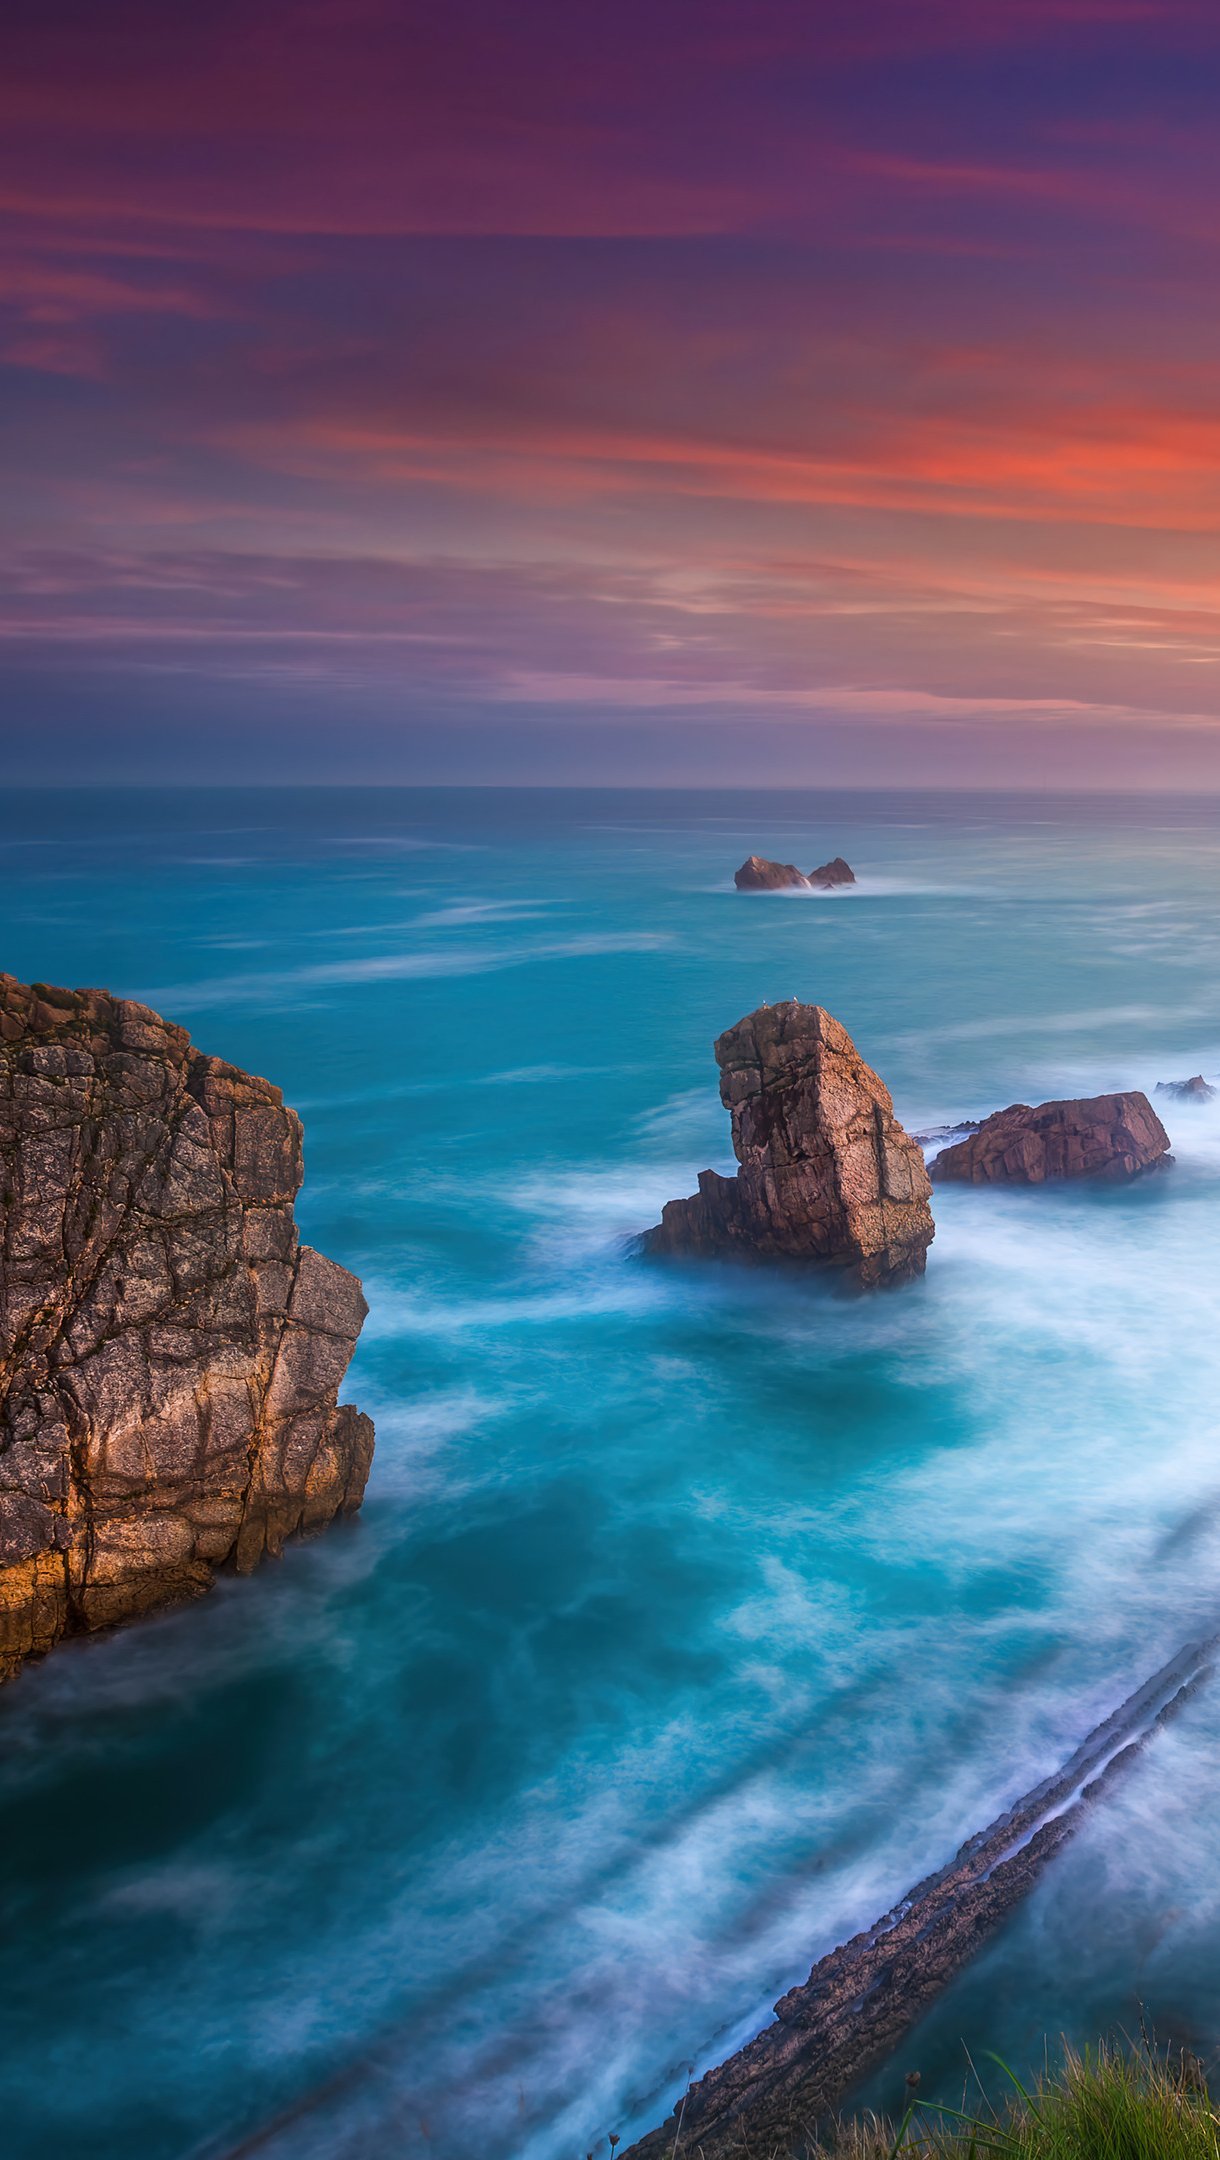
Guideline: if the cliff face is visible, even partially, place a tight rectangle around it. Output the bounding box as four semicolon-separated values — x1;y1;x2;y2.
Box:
931;1091;1171;1184
644;1000;933;1287
0;974;374;1681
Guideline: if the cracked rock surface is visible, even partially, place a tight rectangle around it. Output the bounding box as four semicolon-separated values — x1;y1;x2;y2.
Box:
644;1000;933;1287
0;973;374;1681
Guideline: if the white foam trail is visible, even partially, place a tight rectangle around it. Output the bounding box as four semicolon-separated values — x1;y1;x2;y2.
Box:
141;932;673;1011
706;878;979;899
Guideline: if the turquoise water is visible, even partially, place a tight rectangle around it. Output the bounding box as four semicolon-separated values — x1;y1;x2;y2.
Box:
4;787;1220;2157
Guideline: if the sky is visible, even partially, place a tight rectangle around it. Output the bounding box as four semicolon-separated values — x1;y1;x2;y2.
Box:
7;0;1220;786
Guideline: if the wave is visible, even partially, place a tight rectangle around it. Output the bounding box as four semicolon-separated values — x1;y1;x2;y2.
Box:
899;1001;1188;1046
357;1273;669;1337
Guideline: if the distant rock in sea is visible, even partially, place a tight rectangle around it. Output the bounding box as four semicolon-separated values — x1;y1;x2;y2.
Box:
733;854;856;891
808;855;856;889
1156;1075;1217;1103
931;1091;1171;1185
734;855;809;890
643;999;933;1287
0;974;374;1682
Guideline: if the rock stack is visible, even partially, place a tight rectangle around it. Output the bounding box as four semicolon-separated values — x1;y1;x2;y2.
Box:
644;1000;933;1287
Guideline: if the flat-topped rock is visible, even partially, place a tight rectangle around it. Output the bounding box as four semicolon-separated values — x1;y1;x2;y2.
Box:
932;1091;1171;1185
643;1000;933;1287
0;973;374;1681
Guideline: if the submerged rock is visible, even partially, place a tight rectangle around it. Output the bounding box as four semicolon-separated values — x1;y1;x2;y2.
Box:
931;1091;1171;1185
734;855;808;891
808;855;856;889
1156;1075;1217;1103
643;1000;934;1287
0;973;374;1681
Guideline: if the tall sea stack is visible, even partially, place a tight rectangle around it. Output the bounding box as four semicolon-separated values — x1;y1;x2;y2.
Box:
644;1000;933;1287
0;974;374;1681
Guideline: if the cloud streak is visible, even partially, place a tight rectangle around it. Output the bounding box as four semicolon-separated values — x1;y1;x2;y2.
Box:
7;0;1220;781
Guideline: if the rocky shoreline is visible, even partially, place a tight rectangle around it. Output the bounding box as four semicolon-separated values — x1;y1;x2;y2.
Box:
624;1638;1216;2158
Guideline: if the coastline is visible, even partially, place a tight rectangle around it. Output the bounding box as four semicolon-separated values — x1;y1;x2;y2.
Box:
624;1638;1216;2159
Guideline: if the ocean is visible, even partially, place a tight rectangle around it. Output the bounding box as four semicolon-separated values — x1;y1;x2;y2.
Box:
3;785;1220;2158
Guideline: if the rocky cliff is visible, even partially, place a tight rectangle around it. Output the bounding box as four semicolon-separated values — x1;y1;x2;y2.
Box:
644;1000;933;1287
0;973;374;1681
931;1090;1170;1184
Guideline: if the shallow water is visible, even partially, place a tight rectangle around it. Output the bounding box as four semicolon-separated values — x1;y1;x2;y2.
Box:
3;786;1220;2158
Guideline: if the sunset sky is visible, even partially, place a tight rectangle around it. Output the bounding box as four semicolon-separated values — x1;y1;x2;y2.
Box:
8;0;1220;785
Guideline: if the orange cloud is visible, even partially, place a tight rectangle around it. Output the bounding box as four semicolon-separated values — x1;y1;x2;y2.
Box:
219;385;1220;535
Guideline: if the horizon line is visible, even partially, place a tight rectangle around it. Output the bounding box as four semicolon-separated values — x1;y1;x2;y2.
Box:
7;779;1220;798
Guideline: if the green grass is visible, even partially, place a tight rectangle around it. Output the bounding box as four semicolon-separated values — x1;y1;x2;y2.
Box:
811;2042;1220;2160
693;2041;1220;2160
